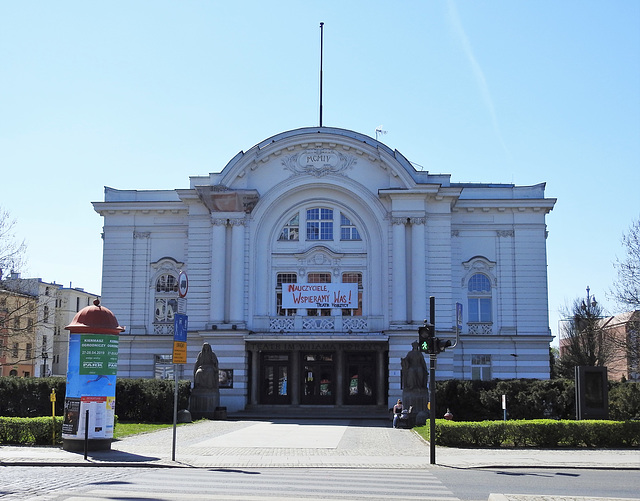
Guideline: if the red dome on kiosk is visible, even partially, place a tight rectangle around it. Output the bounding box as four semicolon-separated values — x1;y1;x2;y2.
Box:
65;299;125;334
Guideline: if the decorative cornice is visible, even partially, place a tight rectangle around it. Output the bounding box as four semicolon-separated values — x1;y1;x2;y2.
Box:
410;217;426;225
133;231;150;239
497;230;514;237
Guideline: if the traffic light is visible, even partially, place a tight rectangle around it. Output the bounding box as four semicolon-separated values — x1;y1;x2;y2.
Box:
435;338;452;354
418;322;435;353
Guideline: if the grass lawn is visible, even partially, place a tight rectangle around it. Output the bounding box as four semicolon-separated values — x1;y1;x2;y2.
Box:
113;422;174;439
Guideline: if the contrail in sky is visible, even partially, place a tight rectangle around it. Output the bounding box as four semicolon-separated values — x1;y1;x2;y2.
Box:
447;0;511;160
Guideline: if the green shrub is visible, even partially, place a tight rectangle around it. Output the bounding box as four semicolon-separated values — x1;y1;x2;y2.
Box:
417;419;640;448
0;416;63;445
435;379;640;421
0;377;191;423
0;377;66;417
113;379;191;422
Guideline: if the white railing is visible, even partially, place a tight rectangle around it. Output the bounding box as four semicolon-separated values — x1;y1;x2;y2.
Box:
468;322;493;335
268;316;368;333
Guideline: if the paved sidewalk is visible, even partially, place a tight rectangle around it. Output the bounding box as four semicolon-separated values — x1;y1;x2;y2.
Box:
1;418;638;470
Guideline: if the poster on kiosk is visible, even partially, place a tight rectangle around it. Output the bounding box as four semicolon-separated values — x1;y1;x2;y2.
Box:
62;299;124;451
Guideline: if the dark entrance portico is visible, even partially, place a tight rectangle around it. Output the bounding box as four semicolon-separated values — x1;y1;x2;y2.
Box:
247;338;388;408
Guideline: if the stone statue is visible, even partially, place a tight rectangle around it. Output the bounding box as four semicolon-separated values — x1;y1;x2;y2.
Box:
401;341;428;390
400;341;429;426
193;342;219;390
189;342;220;419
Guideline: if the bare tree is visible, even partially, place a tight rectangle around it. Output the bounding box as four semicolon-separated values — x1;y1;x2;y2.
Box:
0;207;27;280
610;216;640;311
556;291;618;377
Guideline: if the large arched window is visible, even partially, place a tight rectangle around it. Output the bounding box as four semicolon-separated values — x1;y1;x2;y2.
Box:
468;273;492;323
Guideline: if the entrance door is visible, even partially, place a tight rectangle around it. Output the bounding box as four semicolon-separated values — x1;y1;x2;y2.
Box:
260;353;290;405
345;352;376;405
301;353;335;405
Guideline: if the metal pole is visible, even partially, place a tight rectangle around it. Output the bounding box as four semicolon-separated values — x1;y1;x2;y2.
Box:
84;409;89;460
319;22;324;127
428;296;436;465
172;365;178;461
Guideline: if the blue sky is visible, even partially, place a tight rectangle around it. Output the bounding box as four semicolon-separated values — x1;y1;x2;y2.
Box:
1;1;638;344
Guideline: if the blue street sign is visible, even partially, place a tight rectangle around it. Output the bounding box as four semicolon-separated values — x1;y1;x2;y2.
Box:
174;314;188;343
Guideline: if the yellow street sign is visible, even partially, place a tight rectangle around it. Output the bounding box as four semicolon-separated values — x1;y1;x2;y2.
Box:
173;341;187;364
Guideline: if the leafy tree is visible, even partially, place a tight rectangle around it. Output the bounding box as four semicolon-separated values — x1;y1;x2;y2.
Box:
556;292;618;378
610;216;640;310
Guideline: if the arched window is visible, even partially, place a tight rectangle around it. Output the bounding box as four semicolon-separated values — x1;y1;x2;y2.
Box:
468;273;492;323
278;214;299;241
154;273;178;324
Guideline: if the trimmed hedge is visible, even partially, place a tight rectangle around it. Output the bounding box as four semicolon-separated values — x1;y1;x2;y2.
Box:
0;416;63;445
114;378;191;422
0;377;191;423
416;419;640;448
434;379;640;421
0;377;66;417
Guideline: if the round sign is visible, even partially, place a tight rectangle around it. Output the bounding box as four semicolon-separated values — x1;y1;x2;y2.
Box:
178;271;189;298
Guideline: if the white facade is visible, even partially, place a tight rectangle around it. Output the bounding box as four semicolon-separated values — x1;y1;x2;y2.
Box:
94;127;556;413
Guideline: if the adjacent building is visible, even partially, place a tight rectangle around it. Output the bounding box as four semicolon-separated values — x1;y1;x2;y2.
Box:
599;311;640;381
94;127;556;413
0;288;37;377
1;274;100;377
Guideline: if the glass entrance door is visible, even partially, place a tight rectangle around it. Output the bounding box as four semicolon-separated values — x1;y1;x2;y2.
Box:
261;353;290;404
345;352;376;405
301;353;335;405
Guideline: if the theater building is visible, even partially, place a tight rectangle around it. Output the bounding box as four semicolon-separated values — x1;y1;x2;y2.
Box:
93;127;556;413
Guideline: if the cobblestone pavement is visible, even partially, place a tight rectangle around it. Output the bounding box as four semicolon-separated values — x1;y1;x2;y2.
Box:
1;418;639;470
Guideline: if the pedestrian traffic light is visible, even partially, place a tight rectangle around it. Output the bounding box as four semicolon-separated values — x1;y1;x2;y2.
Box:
418;322;435;353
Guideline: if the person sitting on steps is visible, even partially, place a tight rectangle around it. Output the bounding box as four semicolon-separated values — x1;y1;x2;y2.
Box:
393;399;403;428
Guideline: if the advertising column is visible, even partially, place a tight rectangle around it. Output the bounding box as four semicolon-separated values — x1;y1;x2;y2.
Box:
62;299;124;451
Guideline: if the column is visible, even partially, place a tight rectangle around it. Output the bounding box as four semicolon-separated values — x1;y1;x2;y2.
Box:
291;350;300;406
377;349;386;406
229;218;245;323
391;217;407;322
411;218;427;323
210;219;227;323
250;348;259;405
335;349;344;406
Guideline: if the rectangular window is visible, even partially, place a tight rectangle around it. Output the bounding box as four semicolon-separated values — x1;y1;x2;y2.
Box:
341;272;363;316
471;355;492;380
12;343;19;358
468;298;491;322
26;343;32;360
276;273;297;316
306;208;333;240
154;354;174;379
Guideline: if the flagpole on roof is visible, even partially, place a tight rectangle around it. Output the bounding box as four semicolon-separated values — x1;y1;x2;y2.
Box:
319;22;324;127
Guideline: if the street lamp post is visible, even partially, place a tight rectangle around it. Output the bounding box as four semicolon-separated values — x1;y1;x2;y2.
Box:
41;351;48;377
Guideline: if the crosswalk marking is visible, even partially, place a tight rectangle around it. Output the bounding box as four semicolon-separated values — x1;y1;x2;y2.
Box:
54;468;460;501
